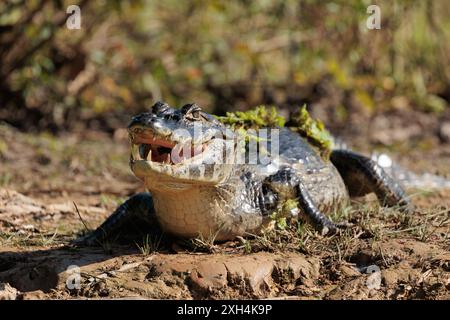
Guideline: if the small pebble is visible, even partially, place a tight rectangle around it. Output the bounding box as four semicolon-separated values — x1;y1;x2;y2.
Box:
439;121;450;143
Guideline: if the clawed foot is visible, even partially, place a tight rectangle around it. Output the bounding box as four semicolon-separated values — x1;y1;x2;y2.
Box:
70;233;99;247
321;220;353;236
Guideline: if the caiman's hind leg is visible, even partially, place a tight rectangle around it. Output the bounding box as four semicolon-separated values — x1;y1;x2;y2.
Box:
265;168;348;236
330;150;413;211
295;182;349;235
73;192;157;246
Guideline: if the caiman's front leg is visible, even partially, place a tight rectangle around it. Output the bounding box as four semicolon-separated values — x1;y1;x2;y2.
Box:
73;192;156;246
330;150;413;211
265;168;346;236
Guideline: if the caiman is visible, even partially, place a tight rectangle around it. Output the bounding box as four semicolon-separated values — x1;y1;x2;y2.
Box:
77;101;423;245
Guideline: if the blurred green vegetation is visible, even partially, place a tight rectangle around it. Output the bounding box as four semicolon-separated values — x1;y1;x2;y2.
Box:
0;0;449;132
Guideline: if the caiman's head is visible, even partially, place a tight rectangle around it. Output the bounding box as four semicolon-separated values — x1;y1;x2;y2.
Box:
128;101;236;191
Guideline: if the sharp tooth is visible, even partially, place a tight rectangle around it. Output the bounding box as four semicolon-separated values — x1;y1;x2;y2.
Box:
146;148;152;161
167;153;171;164
131;144;140;160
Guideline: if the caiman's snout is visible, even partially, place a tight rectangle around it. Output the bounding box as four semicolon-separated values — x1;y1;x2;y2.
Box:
127;102;235;189
128;108;183;165
128;113;172;137
127;106;209;166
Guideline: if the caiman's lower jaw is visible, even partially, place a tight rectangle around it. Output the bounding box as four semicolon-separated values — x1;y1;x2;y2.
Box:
130;130;208;165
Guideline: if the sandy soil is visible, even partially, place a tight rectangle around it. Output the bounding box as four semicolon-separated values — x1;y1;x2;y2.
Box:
0;122;448;300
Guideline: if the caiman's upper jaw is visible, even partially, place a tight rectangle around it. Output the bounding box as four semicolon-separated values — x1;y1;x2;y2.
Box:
129;127;207;165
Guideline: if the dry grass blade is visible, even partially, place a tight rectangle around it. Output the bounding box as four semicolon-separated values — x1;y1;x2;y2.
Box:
73;201;91;232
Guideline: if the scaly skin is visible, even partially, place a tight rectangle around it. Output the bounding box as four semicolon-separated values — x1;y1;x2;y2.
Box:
75;102;412;246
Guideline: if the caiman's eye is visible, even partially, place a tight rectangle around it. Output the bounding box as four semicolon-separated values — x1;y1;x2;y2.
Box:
152;101;170;115
190;109;201;118
182;103;202;120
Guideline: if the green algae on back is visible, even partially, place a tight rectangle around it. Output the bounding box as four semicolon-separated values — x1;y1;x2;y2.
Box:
215;105;285;129
216;105;333;159
290;105;333;159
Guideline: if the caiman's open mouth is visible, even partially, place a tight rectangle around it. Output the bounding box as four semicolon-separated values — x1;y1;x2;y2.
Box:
130;130;207;165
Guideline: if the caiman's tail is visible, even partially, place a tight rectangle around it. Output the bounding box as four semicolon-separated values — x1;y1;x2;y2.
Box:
370;153;450;190
330;137;450;191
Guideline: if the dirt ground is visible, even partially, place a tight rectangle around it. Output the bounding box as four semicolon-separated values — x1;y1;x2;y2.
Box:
0;120;449;300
